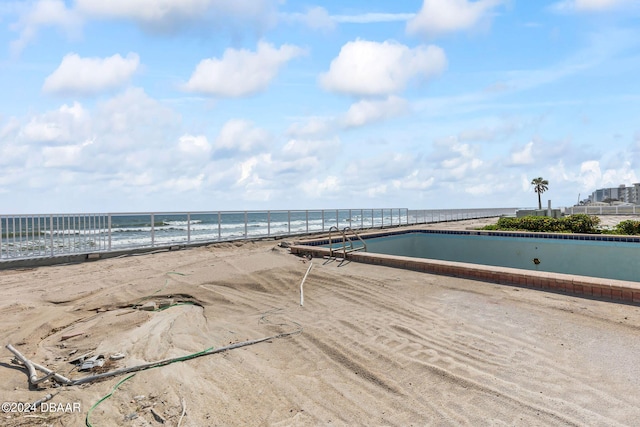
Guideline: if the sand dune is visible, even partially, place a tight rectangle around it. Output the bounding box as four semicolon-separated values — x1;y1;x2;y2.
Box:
1;222;640;426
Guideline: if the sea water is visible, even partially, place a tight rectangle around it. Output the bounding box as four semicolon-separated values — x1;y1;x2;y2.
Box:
0;209;407;259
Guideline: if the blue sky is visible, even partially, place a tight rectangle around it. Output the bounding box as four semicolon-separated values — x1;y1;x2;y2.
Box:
1;0;639;213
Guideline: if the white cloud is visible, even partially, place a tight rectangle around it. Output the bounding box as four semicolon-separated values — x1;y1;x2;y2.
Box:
96;88;178;146
215;119;271;153
163;173;206;192
320;40;446;96
366;184;388;197
287;97;410;138
286;116;334;138
178;134;211;156
552;0;635;12
75;0;212;22
20;102;89;144
392;170;435;191
574;160;637;191
333;13;416;24
183;41;304;97
509;141;534;165
407;0;505;38
75;0;277;31
342;96;410;128
436;140;484;180
42;139;94;168
282;6;335;31
10;0;82;55
11;0;278;53
43;53;140;96
299;176;341;197
281;137;340;160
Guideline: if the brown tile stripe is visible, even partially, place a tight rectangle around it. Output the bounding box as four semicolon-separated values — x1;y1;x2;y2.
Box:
290;245;640;306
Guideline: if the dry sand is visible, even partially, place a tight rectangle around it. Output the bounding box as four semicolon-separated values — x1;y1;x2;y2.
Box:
1;217;640;426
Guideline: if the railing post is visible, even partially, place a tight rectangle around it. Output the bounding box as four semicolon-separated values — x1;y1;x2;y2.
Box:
50;215;54;257
108;214;112;251
150;213;155;247
187;213;191;244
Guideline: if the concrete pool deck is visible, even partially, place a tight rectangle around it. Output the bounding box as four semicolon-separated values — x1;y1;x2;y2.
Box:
290;216;640;306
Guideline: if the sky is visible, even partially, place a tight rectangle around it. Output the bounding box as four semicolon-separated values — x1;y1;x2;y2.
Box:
1;0;639;214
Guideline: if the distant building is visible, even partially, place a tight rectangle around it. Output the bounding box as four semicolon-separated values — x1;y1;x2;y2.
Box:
585;183;640;205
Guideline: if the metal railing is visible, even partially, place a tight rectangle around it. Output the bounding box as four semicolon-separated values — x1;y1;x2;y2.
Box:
566;205;640;215
1;207;517;262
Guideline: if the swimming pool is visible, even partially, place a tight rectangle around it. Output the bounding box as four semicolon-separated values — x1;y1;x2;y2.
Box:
291;228;640;305
347;230;640;282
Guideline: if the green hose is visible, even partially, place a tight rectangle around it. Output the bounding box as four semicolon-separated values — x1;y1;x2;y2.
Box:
85;374;136;427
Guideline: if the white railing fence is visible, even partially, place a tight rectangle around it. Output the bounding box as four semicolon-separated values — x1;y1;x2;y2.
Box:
566;205;640;215
1;207;517;262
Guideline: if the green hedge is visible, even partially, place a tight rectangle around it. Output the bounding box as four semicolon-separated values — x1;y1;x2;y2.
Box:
613;220;640;235
484;214;600;234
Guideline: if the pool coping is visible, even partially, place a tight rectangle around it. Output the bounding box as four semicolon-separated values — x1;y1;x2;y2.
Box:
290;228;640;306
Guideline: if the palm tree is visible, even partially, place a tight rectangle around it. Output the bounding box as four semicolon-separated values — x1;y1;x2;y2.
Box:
531;177;549;210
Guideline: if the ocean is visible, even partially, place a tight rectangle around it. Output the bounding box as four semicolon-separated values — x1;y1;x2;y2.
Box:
0;208;517;261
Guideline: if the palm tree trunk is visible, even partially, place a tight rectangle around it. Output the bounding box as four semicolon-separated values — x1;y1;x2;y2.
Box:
538;192;542;210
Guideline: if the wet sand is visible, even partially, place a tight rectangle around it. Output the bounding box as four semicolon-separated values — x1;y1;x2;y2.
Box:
1;217;640;426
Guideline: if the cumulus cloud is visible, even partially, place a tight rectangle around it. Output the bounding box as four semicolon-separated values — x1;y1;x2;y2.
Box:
299;176;341;198
287;97;410;138
333;13;416;24
509;141;535;165
10;0;82;55
407;0;505;38
43;53;140;96
320;40;446;96
574;159;638;191
11;0;279;53
183;41;305;97
96;88;178;144
42;139;94;168
286;117;334;138
178;134;211;156
281;6;335;31
342;96;410;128
20;102;90;144
75;0;278;32
431;139;483;181
214;119;271;153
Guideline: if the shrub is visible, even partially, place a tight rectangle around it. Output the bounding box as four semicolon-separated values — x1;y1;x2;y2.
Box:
614;220;640;235
485;214;600;234
559;214;600;234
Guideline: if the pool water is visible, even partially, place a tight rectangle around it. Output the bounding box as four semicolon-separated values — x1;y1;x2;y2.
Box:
326;231;640;283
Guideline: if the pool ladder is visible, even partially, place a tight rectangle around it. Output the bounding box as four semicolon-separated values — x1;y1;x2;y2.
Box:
328;226;367;260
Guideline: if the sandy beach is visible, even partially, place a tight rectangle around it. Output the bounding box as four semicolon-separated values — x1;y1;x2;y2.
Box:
2;217;640;426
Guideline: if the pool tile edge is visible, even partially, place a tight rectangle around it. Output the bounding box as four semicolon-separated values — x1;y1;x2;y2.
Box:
290;244;640;306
